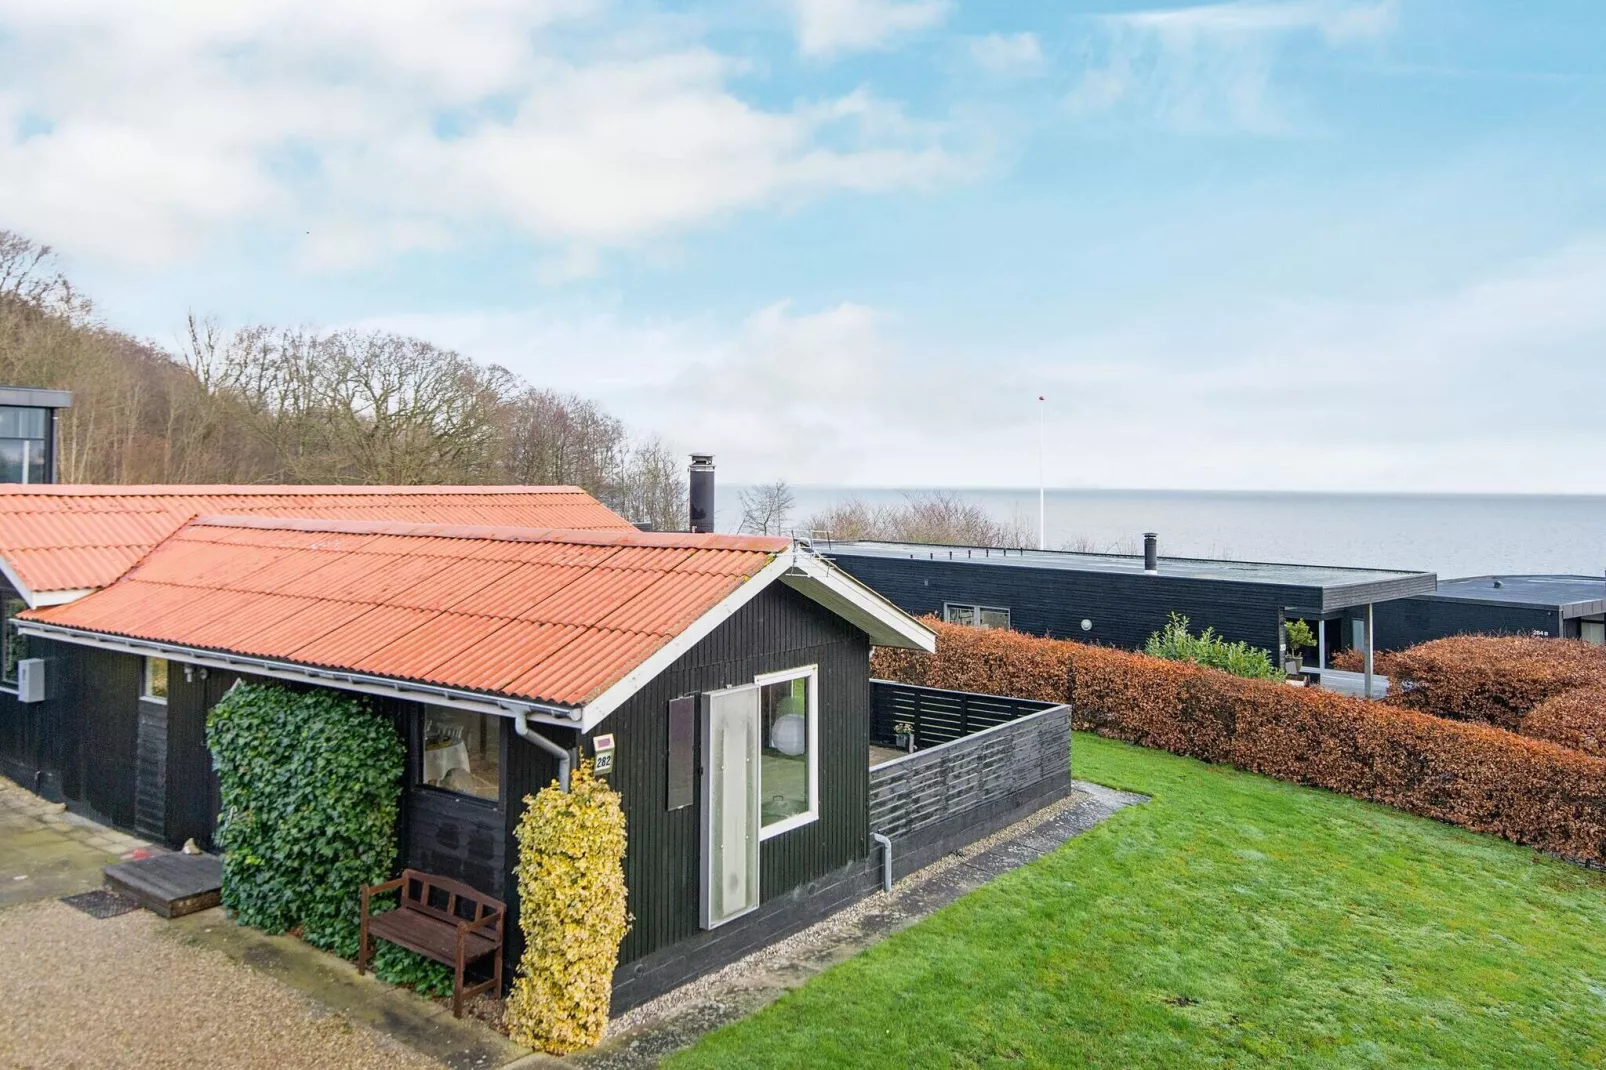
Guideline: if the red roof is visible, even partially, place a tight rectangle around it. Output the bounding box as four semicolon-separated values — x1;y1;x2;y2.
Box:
26;516;790;708
0;484;634;597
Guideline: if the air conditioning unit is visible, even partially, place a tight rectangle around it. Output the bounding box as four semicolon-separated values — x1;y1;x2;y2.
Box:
16;658;45;703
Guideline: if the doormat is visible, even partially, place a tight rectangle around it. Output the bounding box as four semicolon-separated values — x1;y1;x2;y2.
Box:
60;889;141;919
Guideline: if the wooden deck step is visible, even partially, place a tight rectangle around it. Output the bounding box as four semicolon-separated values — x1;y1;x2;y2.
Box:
104;852;223;918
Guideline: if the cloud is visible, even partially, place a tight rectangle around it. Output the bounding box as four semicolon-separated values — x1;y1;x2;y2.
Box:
969;33;1046;76
0;0;968;268
360;236;1606;494
1066;0;1396;133
790;0;950;57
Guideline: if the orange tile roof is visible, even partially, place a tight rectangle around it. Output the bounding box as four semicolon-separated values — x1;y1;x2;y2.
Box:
26;516;790;709
0;484;635;597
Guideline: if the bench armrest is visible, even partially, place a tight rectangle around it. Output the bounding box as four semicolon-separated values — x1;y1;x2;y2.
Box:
459;907;504;936
360;877;406;916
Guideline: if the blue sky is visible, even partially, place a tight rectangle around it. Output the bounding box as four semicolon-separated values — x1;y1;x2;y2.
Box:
2;0;1603;491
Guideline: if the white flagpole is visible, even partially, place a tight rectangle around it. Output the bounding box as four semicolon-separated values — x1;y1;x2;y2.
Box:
1037;395;1045;550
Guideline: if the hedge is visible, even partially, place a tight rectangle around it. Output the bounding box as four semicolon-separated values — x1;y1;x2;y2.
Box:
506;760;631;1054
1523;687;1606;758
1378;636;1606;730
873;621;1606;864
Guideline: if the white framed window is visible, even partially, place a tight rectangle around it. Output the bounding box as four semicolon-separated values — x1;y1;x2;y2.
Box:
142;657;169;703
943;603;1011;630
755;665;819;840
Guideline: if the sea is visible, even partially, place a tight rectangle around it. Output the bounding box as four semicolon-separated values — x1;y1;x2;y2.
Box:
718;487;1606;581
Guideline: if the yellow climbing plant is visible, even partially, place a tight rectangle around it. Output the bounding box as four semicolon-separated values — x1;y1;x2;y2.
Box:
505;760;631;1054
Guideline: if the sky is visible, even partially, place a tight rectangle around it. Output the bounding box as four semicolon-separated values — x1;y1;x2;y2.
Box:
2;0;1603;492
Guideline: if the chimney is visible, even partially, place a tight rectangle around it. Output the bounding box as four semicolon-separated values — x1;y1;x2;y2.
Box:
1143;532;1158;574
688;454;715;533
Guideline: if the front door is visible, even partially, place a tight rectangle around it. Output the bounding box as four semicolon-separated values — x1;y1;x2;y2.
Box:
700;684;761;929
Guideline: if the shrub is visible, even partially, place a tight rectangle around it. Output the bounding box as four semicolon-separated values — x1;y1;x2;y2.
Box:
207;682;404;957
1523;687;1606;757
1284;619;1316;657
505;761;631;1054
1382;635;1606;730
874;621;1606;864
1144;613;1280;680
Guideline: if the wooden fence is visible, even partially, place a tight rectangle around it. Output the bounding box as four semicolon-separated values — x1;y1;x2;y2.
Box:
868;694;1073;880
871;679;1056;749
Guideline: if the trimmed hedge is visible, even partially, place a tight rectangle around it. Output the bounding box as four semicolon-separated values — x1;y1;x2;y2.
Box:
873;621;1606;864
1379;636;1606;730
506;760;631;1054
1523;687;1606;758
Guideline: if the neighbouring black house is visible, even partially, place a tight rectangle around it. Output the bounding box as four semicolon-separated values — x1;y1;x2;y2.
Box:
1373;574;1606;649
823;533;1437;679
11;509;1074;1009
0;386;71;485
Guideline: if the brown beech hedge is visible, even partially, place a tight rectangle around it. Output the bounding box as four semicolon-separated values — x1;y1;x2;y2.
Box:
873;621;1606;864
1523;687;1606;758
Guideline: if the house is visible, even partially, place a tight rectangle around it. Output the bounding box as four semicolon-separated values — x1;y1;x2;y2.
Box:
822;532;1437;676
1373;574;1606;649
13;511;1072;1008
0;483;637;798
0;386;71;485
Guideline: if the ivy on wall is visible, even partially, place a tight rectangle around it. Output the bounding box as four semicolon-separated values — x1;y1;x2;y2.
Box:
206;681;450;994
505;761;631;1054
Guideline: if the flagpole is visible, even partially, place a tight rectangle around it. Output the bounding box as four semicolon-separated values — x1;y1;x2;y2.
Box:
1037;395;1045;550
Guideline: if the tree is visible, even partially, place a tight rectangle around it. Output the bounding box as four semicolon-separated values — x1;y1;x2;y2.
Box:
806;492;1030;548
739;480;795;535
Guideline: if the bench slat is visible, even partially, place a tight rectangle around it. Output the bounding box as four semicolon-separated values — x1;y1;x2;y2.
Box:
369;911;499;963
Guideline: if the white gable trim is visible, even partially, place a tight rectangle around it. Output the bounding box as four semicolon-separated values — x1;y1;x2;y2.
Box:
577;548;935;731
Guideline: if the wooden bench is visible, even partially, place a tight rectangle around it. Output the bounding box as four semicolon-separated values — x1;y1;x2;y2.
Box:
358;869;505;1018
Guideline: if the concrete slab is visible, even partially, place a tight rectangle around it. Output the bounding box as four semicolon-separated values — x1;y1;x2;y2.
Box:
0;778;139;909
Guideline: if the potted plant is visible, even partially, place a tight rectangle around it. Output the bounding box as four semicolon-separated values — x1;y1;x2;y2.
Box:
893;721;916;753
1284;619;1315;677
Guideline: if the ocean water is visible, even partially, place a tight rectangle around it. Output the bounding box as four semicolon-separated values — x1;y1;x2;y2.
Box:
718;487;1606;580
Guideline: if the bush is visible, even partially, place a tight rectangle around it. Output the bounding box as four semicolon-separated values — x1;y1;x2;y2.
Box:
1144;613;1280;680
505;761;631;1054
1381;635;1606;730
207;682;404;958
1523;687;1606;757
873;621;1606;864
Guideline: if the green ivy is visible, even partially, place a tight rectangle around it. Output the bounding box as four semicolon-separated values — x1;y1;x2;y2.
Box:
372;938;457;999
207;682;404;958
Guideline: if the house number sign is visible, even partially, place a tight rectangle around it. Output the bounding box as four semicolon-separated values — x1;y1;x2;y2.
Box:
593;733;616;774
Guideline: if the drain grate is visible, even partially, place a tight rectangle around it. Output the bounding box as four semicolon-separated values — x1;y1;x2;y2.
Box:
60;889;141;919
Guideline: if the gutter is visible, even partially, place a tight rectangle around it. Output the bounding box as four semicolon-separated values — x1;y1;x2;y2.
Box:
15;620;581;728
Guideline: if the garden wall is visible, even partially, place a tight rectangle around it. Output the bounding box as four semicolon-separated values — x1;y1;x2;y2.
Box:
873;622;1606;865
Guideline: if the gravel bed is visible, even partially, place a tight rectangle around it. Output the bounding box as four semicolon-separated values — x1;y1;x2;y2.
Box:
0;900;446;1070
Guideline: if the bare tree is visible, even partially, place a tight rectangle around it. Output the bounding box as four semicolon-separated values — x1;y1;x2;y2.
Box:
807;492;1030;548
606;439;686;531
739;480;795;535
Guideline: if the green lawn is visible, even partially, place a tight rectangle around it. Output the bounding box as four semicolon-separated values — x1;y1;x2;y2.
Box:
668;734;1606;1069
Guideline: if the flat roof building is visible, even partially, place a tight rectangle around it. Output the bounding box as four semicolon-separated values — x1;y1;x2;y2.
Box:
0;386;72;485
1374;574;1606;648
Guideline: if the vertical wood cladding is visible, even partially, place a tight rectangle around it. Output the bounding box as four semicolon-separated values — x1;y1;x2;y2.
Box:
69;647;142;829
134;699;168;840
163;665;242;851
572;582;872;967
830;553;1295;656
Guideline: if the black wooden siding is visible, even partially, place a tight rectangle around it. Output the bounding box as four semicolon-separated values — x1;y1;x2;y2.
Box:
870;680;1055;749
573;581;872;968
831;553;1302;655
1372;597;1561;650
134;699;168;840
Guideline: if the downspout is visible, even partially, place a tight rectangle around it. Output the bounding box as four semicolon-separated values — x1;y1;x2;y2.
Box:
871;832;894;894
514;709;572;793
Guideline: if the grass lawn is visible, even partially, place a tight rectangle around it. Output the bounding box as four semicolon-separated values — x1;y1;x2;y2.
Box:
668;734;1606;1069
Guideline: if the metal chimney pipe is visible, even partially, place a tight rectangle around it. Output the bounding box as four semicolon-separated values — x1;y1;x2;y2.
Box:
688;454;715;533
1143;532;1158;574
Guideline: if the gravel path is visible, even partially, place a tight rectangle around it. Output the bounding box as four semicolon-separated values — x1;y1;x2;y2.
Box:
0;900;446;1070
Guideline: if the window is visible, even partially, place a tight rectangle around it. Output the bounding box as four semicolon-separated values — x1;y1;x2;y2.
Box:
757;667;818;838
944;603;1011;630
421;709;501;802
1582;619;1605;646
142;657;168;702
2;595;27;685
0;406;47;485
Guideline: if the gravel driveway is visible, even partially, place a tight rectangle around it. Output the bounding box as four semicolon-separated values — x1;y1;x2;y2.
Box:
0;899;447;1070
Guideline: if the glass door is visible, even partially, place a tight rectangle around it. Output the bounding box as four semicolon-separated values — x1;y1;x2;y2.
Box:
700;684;761;928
